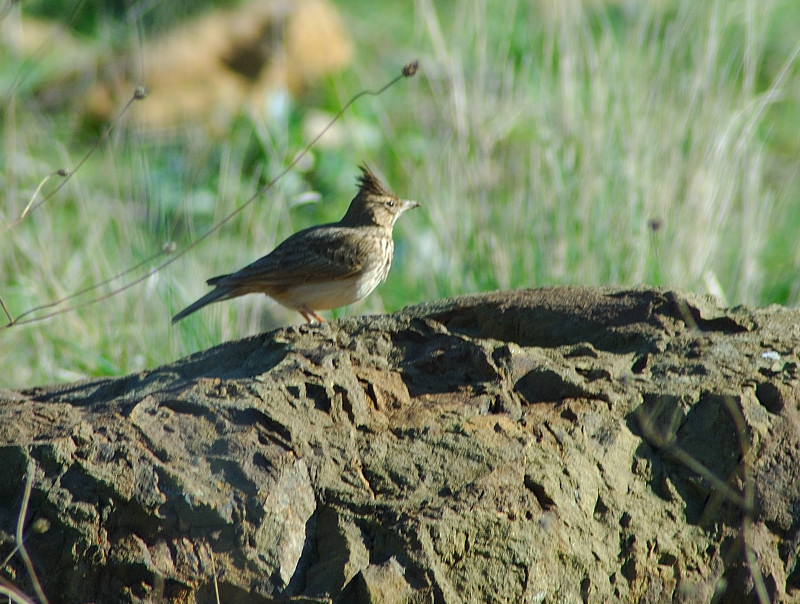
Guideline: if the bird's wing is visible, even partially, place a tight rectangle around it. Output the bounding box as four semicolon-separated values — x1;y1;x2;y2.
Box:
220;226;379;290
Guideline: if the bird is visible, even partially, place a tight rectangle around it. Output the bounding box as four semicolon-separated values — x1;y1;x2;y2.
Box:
172;165;419;325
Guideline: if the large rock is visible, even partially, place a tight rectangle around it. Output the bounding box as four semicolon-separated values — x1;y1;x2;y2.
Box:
1;288;799;602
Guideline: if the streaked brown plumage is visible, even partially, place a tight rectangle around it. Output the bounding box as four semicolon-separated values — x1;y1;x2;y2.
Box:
172;165;419;324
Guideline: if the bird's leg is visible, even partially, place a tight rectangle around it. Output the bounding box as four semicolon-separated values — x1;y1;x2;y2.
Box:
299;308;325;323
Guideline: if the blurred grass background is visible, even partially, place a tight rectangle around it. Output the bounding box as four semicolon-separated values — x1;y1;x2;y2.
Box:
1;0;799;387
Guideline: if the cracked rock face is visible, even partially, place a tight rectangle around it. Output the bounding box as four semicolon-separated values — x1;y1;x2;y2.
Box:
2;287;800;602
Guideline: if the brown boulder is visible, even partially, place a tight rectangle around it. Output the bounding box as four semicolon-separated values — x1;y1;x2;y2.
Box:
1;288;799;602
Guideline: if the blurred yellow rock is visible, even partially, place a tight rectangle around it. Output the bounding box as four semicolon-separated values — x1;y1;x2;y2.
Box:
94;0;353;132
5;0;353;132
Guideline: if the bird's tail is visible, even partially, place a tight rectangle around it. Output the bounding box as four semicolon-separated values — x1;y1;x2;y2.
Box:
171;286;234;324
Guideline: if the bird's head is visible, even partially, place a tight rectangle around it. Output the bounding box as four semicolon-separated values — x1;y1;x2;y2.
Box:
341;165;419;229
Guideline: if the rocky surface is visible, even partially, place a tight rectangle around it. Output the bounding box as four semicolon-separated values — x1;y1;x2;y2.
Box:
1;287;800;603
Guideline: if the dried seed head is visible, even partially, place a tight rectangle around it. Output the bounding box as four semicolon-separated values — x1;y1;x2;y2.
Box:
402;61;419;78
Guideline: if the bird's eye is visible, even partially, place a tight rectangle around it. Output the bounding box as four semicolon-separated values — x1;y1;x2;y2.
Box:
385;200;395;208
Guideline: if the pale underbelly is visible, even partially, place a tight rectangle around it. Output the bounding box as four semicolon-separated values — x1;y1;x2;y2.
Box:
269;268;386;311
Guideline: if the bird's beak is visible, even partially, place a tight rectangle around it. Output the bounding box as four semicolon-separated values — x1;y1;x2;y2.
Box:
403;199;420;211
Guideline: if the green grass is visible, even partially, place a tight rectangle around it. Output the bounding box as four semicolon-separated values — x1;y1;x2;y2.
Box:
1;0;799;388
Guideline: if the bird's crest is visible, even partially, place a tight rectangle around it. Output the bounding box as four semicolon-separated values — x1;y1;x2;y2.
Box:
356;165;395;199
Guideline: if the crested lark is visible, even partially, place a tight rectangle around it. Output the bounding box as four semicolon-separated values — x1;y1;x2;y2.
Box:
172;165;419;324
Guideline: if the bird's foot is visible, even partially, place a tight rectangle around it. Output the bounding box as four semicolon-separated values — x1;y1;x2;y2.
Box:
300;308;326;324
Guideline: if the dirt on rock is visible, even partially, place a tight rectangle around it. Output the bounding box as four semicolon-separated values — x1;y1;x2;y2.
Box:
1;287;800;603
